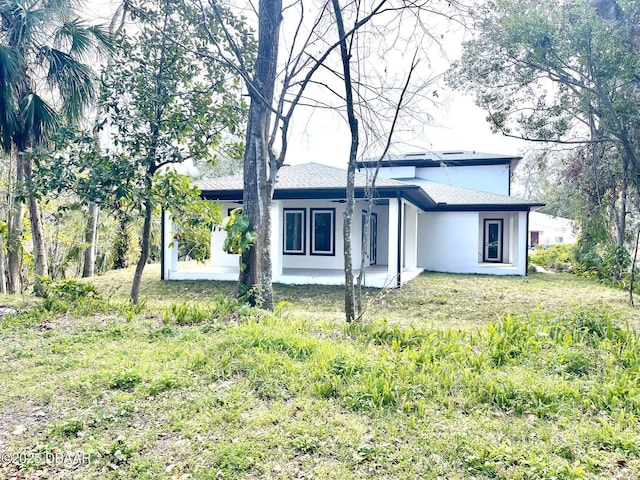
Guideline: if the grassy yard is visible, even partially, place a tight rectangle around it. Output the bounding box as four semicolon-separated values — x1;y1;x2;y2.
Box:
1;267;639;479
89;263;637;328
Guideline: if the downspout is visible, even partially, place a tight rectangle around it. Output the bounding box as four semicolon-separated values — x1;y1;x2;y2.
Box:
525;210;530;276
160;208;166;280
397;191;403;288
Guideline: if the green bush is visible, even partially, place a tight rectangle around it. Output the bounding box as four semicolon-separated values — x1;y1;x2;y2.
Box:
529;244;574;272
40;278;101;302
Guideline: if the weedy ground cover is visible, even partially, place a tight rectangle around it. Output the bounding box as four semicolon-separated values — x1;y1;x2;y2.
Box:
0;269;638;478
88;264;636;328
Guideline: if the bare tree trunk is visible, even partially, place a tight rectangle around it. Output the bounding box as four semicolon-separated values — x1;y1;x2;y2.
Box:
0;232;6;294
609;156;629;281
238;0;282;310
332;0;359;322
0;155;11;293
28;196;47;277
24;155;48;295
629;226;640;306
355;54;417;318
20;153;48;287
131;194;153;304
82;201;99;277
7;152;25;294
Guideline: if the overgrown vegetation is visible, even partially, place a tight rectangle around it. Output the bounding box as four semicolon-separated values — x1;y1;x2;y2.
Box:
530;243;640;293
530;244;574;272
1;274;639;478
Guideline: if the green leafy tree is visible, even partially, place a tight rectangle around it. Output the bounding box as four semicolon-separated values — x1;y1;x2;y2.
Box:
449;0;640;283
449;0;640;157
221;208;257;269
0;0;109;293
101;0;248;303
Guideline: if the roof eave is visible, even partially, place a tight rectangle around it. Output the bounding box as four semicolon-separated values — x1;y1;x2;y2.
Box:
199;185;426;203
357;156;522;169
424;202;544;212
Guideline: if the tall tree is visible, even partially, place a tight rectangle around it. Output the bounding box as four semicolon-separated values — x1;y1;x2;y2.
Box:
236;0;281;307
196;0;448;309
83;1;130;278
102;0;248;303
0;0;108;292
326;0;450;320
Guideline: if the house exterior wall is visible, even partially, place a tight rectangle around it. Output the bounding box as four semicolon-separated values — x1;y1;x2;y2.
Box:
418;210;527;275
529;212;578;246
403;202;418;270
279;199;348;270
418;211;479;272
200;200;396;273
372;165;416;179
415;164;510;195
373;205;389;265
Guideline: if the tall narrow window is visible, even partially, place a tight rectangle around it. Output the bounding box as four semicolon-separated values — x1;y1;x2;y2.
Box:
310;208;335;256
483;219;503;262
361;211;378;264
283;209;305;255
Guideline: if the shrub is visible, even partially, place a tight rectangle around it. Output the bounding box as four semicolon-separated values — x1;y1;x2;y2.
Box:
40;278;101;302
529;244;574;272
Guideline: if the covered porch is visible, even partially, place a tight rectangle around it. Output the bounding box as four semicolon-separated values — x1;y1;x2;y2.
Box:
162;197;424;289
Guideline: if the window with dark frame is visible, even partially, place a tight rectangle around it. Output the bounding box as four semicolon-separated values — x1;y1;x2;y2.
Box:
310;208;335;256
483;218;503;263
283;209;305;255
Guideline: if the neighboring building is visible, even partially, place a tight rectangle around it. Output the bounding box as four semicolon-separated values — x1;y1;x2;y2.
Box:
529;212;578;247
161;151;544;288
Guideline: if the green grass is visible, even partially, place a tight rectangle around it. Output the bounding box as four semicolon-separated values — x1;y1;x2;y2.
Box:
89;263;636;328
1;267;639;478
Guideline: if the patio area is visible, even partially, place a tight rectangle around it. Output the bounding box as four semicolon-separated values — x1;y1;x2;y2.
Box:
167;263;423;288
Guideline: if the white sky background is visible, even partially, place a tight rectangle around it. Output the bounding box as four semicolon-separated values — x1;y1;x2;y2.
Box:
278;2;528;166
84;1;528;168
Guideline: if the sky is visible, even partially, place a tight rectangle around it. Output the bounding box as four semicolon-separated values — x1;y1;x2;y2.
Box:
285;93;528;166
85;1;529;168
266;1;529;167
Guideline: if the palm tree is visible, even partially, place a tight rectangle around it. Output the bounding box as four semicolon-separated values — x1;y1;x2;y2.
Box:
0;0;108;293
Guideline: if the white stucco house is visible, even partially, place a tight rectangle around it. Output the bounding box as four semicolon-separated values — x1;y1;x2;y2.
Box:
528;212;578;247
161;151;544;288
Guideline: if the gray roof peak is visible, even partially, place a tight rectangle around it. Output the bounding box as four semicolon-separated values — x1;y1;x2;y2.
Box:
196;161;406;192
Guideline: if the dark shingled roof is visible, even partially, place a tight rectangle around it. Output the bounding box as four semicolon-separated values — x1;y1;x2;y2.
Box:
197;162;543;211
403;178;543;208
197;162;406;191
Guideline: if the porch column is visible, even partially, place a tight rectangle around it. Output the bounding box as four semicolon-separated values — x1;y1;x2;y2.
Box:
162;211;179;280
517;211;528;274
209;225;216;267
404;203;418;271
388;197;401;286
271;200;283;279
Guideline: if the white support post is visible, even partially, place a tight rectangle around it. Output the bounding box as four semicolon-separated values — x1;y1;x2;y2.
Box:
517;211;528;274
387;197;400;286
162;211;179;279
404;203;418;271
271;201;283;279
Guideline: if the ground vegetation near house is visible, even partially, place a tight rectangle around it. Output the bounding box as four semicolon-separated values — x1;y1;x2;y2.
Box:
1;268;639;478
